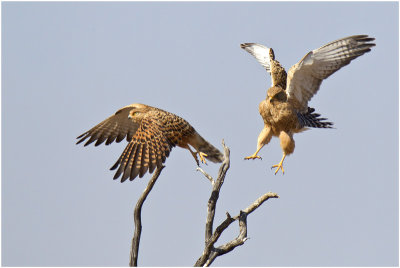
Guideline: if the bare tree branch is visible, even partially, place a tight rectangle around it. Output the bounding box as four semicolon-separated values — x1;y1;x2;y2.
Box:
129;166;165;267
238;192;279;216
205;140;230;240
126;140;278;267
196;167;214;186
195;141;279;266
195;140;230;267
204;211;248;267
203;193;279;266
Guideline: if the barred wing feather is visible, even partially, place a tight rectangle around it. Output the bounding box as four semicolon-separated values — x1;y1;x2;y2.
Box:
286;35;375;111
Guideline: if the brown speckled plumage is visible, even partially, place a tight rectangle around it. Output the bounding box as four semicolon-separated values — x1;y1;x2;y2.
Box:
259;87;301;135
241;35;375;174
77;103;223;182
269;49;287;90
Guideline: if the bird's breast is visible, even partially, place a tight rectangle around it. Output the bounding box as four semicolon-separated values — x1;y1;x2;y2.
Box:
259;100;299;135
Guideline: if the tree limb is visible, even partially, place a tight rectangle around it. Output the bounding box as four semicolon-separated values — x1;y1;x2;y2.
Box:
129;165;165;267
194;141;279;266
197;167;214;186
204;211;248;267
203;193;279;266
206;140;230;240
126;140;278;267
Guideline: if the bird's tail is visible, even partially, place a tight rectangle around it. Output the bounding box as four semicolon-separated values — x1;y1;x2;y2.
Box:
297;107;334;129
191;133;224;163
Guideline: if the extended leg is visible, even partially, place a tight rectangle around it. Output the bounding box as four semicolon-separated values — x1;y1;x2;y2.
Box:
187;145;200;166
244;126;272;160
271;154;286;175
244;148;263;160
186;145;208;166
272;131;294;175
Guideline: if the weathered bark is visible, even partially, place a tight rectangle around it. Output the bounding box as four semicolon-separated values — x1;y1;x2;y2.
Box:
195;141;279;266
127;140;278;267
129;166;165;267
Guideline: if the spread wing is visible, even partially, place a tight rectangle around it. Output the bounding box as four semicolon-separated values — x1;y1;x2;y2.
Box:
241;43;287;89
110;116;173;182
240;43;272;73
76;105;139;146
286;35;375;111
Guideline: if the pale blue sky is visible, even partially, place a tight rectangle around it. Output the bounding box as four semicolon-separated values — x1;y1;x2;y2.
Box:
2;1;398;266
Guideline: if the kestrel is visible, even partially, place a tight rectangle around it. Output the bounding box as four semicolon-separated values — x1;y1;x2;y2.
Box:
76;103;224;182
241;35;375;174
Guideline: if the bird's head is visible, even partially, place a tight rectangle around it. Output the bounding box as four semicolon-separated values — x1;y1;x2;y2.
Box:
127;103;151;122
267;86;287;103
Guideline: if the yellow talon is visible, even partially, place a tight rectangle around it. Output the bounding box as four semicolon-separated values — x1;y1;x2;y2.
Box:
199;152;208;165
271;162;285;175
271;154;286;175
244;154;262;160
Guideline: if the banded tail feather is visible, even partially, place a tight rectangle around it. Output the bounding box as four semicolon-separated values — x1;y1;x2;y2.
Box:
192;133;224;163
298;107;333;129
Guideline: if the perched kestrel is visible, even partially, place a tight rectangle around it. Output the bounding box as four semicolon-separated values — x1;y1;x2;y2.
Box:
77;103;224;182
241;35;375;174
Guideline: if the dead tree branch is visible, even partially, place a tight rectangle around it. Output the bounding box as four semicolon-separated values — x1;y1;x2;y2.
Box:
196;167;214;186
126;140;277;266
129;166;165;267
195;141;279;267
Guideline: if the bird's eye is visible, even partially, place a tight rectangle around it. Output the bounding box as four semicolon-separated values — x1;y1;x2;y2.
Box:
129;111;140;118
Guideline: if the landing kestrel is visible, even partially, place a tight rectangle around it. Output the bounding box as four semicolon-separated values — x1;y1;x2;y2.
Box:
77;103;224;182
241;35;375;174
